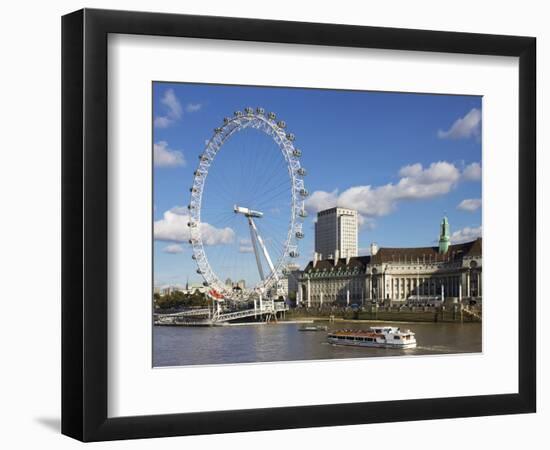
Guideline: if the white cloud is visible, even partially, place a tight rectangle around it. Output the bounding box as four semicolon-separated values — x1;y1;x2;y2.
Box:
154;89;183;128
438;108;481;139
457;198;482;212
163;244;185;254
169;206;188;215
160;89;182;118
238;238;254;252
451;225;482;243
305;161;461;218
154;208;235;245
462;162;482;181
154;116;173;128
154;141;185;168
304;190;338;213
186;103;202;113
357;213;376;230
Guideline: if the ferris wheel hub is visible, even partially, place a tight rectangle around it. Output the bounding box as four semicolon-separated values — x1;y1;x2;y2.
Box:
233;205;264;218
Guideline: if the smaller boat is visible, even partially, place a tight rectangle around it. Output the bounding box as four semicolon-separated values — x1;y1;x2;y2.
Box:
299;325;328;332
328;326;416;349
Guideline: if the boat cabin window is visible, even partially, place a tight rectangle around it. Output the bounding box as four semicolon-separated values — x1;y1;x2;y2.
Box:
394;336;401;340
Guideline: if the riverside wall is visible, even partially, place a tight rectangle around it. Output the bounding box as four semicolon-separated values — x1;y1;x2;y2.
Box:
285;304;481;323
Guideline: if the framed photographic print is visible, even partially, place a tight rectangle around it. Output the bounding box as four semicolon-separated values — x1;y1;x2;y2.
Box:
62;8;536;442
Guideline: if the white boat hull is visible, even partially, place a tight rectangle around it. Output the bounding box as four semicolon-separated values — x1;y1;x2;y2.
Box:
328;337;417;349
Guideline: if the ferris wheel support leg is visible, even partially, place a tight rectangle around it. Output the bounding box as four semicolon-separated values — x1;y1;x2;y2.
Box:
248;217;279;284
248;217;265;281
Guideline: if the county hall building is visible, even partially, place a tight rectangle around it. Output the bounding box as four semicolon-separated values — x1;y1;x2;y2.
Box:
298;211;482;306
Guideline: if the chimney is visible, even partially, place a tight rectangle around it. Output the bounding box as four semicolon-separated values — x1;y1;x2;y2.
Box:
346;250;351;266
370;242;379;256
334;249;339;266
313;252;319;268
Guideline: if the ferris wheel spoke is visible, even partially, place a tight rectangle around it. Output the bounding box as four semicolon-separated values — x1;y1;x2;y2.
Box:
253;186;292;211
248;146;281;194
248;158;286;202
252;186;291;212
255;154;288;193
252;177;291;201
248;175;290;207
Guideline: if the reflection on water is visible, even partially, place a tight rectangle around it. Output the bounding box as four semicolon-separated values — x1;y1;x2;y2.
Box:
153;321;481;367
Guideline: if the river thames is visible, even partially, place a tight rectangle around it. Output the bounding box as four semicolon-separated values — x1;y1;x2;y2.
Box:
153;321;481;367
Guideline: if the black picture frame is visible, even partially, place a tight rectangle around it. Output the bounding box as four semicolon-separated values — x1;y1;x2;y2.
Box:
62;8;536;442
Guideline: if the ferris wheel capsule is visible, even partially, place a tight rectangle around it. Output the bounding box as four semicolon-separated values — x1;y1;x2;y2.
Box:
245;107;254;114
196;269;203;274
256;107;265;115
234;110;243;117
289;251;299;258
187;221;197;228
298;209;308;218
277;120;286;129
223;117;230;123
214;127;222;133
297;168;306;176
191;254;197;260
286;133;295;141
299;188;309;197
268;112;276;120
295;231;304;239
292;149;302;157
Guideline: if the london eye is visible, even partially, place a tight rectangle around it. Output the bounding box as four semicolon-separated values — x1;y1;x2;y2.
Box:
187;107;307;302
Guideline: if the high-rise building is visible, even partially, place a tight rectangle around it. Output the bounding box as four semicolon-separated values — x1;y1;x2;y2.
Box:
314;207;358;260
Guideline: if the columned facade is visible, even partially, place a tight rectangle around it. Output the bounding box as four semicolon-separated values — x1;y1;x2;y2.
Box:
299;238;482;307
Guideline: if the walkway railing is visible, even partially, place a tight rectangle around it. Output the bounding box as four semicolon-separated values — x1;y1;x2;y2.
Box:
214;302;287;322
154;308;211;318
155;302;288;324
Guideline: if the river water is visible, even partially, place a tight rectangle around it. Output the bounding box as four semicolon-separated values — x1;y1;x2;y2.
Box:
153;321;481;367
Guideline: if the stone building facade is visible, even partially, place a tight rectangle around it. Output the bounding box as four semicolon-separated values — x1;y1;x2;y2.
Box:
299;217;482;307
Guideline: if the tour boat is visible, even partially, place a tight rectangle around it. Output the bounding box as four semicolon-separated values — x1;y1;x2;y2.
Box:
327;326;417;349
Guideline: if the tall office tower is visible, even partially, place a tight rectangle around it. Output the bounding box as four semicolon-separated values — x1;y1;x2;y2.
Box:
314;207;358;260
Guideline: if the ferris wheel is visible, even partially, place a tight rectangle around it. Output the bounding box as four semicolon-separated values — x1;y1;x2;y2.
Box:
187;107;307;301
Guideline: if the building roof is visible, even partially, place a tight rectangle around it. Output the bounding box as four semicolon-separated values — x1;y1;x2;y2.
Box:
304;255;371;273
371;238;481;264
303;238;481;272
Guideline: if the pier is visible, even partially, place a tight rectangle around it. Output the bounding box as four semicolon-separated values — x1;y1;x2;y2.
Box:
154;300;288;326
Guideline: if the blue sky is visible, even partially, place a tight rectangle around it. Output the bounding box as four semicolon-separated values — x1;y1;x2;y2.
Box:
153;82;482;287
